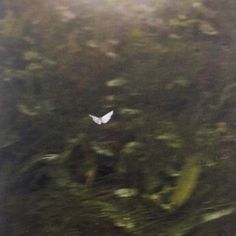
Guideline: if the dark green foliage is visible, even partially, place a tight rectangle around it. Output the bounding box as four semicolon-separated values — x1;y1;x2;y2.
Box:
0;0;236;235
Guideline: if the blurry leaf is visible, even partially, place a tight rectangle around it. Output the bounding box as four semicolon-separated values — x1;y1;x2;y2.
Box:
202;207;235;223
41;154;60;161
42;59;57;67
114;188;138;198
24;51;42;61
106;77;127;87
86;40;98;48
121;142;143;156
120;108;141;116
106;39;119;45
91;143;113;157
156;133;183;149
168;34;182;39
26;63;43;71
56;6;76;21
105;51;118;59
170;18;198;27
178;14;188;20
17;104;39;116
18;101;54;116
143;193;161;202
169;156;201;210
100;205;136;232
114;217;135;230
215;122;228;134
199;22;219;35
166;167;181;177
105;95;116;101
2;68;29;81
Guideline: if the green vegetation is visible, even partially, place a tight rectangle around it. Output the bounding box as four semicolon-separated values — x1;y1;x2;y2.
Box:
0;0;236;235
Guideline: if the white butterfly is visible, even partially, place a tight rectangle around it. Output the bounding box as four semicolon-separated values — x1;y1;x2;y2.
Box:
89;110;114;125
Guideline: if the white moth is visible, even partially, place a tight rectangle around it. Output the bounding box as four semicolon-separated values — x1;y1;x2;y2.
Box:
89;110;114;125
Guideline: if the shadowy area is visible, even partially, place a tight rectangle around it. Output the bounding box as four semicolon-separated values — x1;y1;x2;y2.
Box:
0;0;236;235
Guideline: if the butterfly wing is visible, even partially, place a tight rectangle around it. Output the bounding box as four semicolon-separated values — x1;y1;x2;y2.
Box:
101;110;114;124
89;114;102;125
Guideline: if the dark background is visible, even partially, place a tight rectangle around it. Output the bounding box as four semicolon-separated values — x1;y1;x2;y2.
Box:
0;0;235;235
